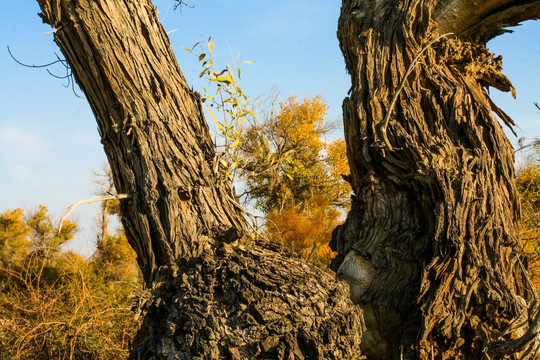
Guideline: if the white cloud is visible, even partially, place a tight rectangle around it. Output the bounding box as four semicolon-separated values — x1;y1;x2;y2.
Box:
0;125;49;162
11;164;41;185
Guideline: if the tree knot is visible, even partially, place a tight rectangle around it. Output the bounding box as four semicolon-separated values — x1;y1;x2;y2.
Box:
216;226;244;244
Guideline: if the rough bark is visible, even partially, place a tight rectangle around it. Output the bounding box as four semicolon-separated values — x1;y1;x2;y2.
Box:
332;0;540;359
36;0;246;285
132;240;364;360
34;0;364;358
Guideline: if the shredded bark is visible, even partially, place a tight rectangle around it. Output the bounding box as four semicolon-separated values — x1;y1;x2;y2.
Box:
131;240;365;359
334;0;540;358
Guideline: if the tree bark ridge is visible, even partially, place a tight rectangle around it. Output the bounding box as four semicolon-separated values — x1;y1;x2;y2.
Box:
334;0;539;358
36;0;248;284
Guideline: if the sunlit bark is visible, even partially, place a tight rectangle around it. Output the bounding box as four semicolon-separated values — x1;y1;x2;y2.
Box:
333;0;540;358
34;0;364;358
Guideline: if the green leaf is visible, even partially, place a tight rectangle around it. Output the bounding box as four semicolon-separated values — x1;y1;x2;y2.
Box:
189;41;201;51
214;69;228;77
199;68;209;78
209;76;231;83
283;149;296;157
239;109;256;119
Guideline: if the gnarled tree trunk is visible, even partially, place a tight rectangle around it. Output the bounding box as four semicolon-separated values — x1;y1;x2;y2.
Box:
332;0;540;359
34;0;364;359
33;0;540;358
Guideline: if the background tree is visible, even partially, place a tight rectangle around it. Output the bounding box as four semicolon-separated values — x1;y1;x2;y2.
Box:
238;94;351;264
91;162;121;247
332;0;540;358
26;205;77;264
0;209;31;268
240;94;350;212
0;207;138;359
516;148;540;290
91;164;138;281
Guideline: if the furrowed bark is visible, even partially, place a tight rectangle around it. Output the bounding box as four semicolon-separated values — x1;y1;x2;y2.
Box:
131;240;364;359
333;0;540;358
37;0;247;284
34;0;365;358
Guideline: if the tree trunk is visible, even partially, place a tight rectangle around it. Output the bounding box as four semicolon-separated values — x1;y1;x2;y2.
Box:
34;0;364;358
332;0;540;359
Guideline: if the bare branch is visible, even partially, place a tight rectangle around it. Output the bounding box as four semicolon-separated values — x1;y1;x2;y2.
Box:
58;194;131;233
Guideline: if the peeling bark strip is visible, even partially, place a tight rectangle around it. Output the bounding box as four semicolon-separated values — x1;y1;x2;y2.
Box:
34;0;365;358
333;0;540;358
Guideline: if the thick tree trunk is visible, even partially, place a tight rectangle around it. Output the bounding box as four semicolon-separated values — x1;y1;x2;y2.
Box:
36;0;247;284
332;0;540;359
35;0;364;358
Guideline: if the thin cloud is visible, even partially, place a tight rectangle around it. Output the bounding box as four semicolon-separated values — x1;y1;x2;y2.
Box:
0;125;49;162
11;164;41;185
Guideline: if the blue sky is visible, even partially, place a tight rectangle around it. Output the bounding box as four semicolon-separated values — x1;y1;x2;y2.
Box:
0;2;538;256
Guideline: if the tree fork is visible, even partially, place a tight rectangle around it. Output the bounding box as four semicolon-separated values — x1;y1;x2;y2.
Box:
34;0;364;358
332;0;540;358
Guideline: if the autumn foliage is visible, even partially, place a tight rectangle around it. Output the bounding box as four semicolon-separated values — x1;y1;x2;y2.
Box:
516;162;540;290
266;197;342;264
0;206;139;360
240;94;351;264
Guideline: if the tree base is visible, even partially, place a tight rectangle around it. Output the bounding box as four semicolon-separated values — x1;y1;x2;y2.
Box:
131;240;365;360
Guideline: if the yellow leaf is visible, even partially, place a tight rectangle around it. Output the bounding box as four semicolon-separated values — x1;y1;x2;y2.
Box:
207;106;224;133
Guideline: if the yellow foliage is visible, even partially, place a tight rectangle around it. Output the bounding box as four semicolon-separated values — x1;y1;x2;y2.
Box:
0;209;31;266
94;233;138;281
267;201;340;265
275;94;328;154
325;138;352;207
240;94;351;213
26;205;77;250
0;206;140;359
516;162;540;290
